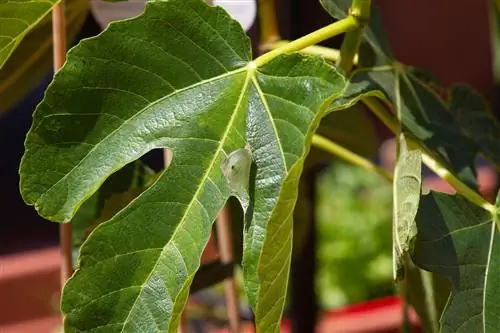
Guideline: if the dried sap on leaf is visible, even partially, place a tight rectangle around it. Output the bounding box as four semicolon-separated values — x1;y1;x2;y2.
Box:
222;144;252;210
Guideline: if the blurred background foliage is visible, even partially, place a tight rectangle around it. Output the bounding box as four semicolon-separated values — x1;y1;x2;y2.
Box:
316;162;394;309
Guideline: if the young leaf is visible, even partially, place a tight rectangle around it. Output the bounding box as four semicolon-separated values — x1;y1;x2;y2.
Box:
19;0;346;331
449;84;500;168
393;134;421;280
412;191;500;333
0;0;60;69
321;0;479;189
0;0;88;114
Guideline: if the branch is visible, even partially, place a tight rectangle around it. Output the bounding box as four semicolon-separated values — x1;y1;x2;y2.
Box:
337;0;371;73
312;134;393;183
254;16;359;67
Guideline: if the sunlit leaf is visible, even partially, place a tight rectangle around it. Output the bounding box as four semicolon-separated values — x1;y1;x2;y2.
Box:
71;160;156;260
19;0;347;331
0;0;88;114
0;0;60;69
412;191;500;333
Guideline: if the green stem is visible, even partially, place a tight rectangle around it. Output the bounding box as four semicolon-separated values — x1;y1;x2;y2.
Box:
258;0;281;50
254;16;359;67
312;134;393;183
267;41;360;64
337;0;371;73
363;97;497;214
338;29;364;73
420;269;439;333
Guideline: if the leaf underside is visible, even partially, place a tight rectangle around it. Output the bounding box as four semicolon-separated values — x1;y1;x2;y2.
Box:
19;0;346;332
412;192;500;333
321;0;480;189
449;84;500;168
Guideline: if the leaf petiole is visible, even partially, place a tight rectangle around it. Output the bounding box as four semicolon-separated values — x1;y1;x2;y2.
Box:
312;134;393;183
253;16;359;67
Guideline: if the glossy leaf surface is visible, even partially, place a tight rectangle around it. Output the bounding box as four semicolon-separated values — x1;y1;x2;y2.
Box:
0;0;59;69
19;0;346;331
71;160;156;263
412;192;500;333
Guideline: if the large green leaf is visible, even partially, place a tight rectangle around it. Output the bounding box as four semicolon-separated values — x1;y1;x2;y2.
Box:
71;160;156;263
240;54;344;333
0;0;60;69
19;0;346;331
392;134;421;280
449;85;500;168
0;0;88;114
412;191;500;333
321;0;479;189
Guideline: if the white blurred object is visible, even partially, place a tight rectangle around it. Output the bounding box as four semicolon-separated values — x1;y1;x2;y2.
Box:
214;0;256;31
91;0;256;32
91;0;147;29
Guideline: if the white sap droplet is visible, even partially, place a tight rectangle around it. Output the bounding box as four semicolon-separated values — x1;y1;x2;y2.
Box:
222;147;252;192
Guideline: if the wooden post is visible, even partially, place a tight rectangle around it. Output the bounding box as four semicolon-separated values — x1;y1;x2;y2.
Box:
52;0;73;289
216;205;240;333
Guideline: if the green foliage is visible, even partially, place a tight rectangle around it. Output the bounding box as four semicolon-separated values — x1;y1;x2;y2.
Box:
449;85;500;168
412;192;500;333
317;163;393;308
322;0;480;189
19;0;351;331
0;0;60;69
71;160;156;263
405;262;450;333
7;0;500;332
0;0;88;114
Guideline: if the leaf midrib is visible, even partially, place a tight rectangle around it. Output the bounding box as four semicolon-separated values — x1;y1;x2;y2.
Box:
117;65;255;332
